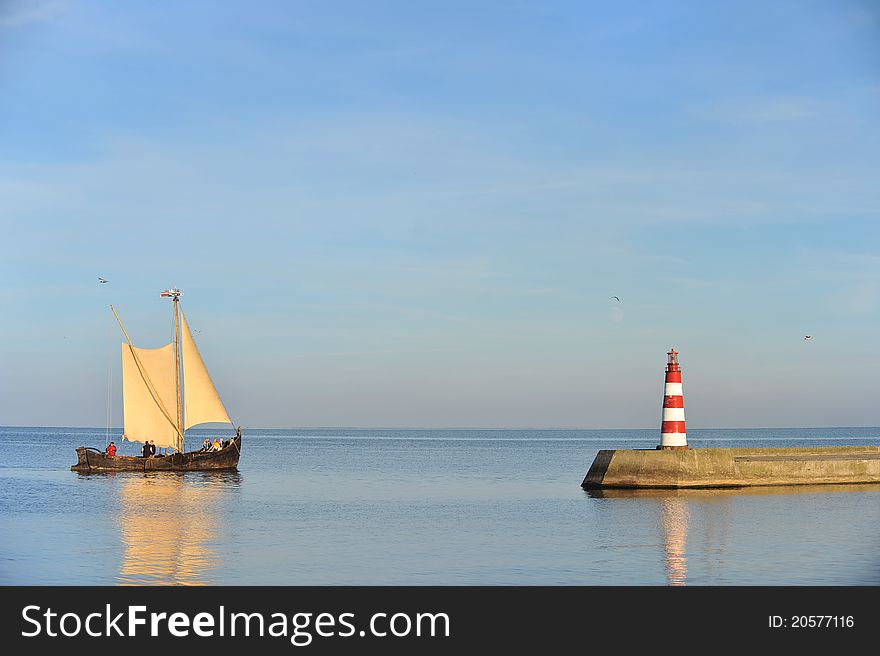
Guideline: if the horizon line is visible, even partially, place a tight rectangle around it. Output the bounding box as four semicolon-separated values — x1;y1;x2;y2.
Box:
3;424;880;432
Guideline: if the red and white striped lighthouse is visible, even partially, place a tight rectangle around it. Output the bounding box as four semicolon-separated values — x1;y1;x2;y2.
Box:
659;348;687;449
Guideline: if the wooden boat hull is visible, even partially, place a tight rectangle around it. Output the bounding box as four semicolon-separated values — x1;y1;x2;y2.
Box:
71;436;241;473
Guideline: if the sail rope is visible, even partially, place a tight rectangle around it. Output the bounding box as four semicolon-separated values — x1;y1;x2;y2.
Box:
105;311;113;447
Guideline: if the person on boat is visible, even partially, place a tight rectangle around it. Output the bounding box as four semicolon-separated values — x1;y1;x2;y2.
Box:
141;442;151;458
106;441;117;457
201;438;211;451
210;438;222;451
148;441;156;457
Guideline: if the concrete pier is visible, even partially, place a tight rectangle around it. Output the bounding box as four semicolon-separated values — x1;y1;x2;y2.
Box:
581;445;880;489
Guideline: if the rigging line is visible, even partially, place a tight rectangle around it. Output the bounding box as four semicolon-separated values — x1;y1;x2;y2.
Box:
106;310;112;447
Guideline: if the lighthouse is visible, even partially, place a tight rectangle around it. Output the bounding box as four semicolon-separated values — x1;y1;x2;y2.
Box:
583;345;880;488
659;348;687;449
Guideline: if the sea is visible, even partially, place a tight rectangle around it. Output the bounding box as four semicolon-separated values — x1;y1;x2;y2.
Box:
1;426;879;586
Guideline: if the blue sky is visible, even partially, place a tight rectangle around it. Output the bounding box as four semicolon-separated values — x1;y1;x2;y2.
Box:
1;0;878;428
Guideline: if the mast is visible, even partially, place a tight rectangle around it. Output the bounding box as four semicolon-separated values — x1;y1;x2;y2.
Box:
160;288;185;452
174;295;183;452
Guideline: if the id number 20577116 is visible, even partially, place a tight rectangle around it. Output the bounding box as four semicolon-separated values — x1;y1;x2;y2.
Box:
769;616;854;629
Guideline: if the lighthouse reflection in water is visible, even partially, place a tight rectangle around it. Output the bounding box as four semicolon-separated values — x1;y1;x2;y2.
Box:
659;494;689;586
589;483;880;586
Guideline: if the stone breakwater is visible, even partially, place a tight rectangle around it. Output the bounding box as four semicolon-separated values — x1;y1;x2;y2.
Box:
582;445;880;489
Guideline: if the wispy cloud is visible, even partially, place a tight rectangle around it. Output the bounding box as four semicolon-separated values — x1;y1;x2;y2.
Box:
289;347;464;360
0;0;65;28
692;95;829;124
838;281;880;316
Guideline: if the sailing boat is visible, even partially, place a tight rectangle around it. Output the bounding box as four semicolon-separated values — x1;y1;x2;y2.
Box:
71;288;242;472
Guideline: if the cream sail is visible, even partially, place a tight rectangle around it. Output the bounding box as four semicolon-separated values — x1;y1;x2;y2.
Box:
120;343;179;448
180;309;232;431
112;289;234;453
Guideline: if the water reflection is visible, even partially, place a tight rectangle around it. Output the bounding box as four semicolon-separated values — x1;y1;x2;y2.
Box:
116;472;241;585
588;483;880;500
587;484;880;586
658;495;688;585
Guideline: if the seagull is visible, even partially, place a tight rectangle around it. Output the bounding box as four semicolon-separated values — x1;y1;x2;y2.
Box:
804;335;812;340
611;296;620;302
98;277;108;284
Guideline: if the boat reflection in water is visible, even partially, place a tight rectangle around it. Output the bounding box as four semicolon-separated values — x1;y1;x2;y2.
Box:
587;483;880;586
116;471;241;585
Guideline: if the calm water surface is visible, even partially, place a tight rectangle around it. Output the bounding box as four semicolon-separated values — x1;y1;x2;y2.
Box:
1;426;879;585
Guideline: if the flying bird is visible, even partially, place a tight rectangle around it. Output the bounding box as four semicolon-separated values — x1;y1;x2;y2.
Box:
98;277;108;284
804;335;812;340
611;296;620;302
